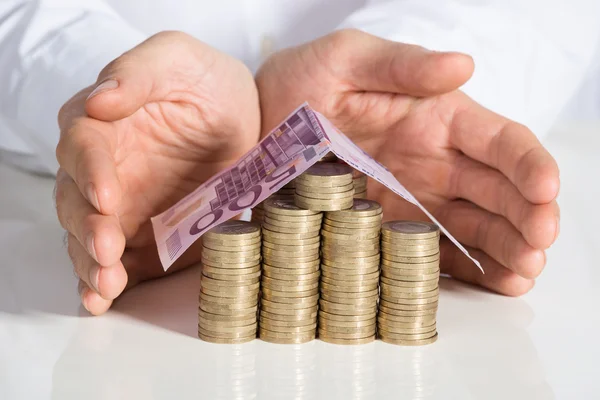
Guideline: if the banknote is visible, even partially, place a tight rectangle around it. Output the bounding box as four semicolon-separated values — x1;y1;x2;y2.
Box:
152;103;482;272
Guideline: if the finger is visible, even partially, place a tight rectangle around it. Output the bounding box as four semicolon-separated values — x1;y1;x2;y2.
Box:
449;156;560;249
329;30;474;96
55;116;122;215
56;169;125;266
68;233;128;301
440;239;535;296
449;95;560;204
78;279;112;316
436;200;546;279
85;31;210;121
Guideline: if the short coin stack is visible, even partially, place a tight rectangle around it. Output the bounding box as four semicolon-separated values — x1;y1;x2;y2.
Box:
294;163;355;211
377;221;440;345
353;171;368;199
198;221;262;343
259;197;322;344
318;199;383;344
251;180;296;224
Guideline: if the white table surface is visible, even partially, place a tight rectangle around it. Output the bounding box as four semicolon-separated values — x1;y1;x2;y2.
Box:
1;123;599;400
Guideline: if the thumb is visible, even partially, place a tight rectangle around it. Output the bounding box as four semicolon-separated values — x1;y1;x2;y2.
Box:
333;30;475;97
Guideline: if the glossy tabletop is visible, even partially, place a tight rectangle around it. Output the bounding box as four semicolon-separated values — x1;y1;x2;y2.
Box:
1;123;598;399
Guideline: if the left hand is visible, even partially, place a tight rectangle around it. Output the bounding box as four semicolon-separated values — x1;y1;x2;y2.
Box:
256;29;560;296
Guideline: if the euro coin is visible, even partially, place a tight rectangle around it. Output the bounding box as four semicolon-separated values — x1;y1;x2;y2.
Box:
199;333;256;344
381;221;439;239
378;332;438;346
263;197;321;216
203;220;261;241
326;199;382;219
319;335;375;345
295;182;354;193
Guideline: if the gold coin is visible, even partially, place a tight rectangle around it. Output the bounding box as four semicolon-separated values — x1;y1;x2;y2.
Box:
317;328;375;340
318;311;375;322
320;276;379;287
200;299;258;317
295;182;354;193
323;219;381;230
261;287;319;298
381;252;440;264
379;332;438;346
262;264;320;275
259;310;318;322
320;282;378;293
201;278;259;290
198;309;256;322
377;322;437;335
262;216;322;228
199;291;257;305
261;298;319;310
262;213;323;222
378;277;439;288
201;242;261;253
198;325;257;339
203;220;261;240
260;304;318;316
381;221;439;239
320;270;379;281
259;316;317;328
381;241;439;251
259;330;315;344
325;199;382;218
262;236;320;246
322;249;380;259
296;163;353;181
260;324;317;334
263;254;320;265
198;333;256;344
260;279;319;292
262;222;321;234
260;293;320;305
324;214;381;225
380;295;439;306
202;270;261;282
262;241;321;251
377;309;437;320
320;229;380;240
318;317;376;328
319;300;378;315
319;323;376;334
261;274;320;286
201;258;260;269
262;269;320;281
202;248;261;262
262;228;319;240
262;248;320;259
381;248;440;257
201;286;259;299
295;188;356;201
377;327;437;341
381;266;440;277
376;317;436;329
202;235;261;248
321;243;380;253
197;322;257;334
201;264;261;276
381;235;439;245
321;224;380;235
321;255;381;267
381;259;439;270
378;302;438;313
294;196;354;211
319;335;375;345
381;271;439;282
379;287;439;299
320;292;379;305
322;237;380;246
263;197;321;216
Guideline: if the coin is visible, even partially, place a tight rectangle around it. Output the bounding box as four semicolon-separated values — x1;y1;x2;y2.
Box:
198;309;257;322
323;219;382;229
260;293;320;305
317;328;375;340
197;322;258;335
259;330;315;344
321;248;380;258
201;248;261;262
321;224;380;235
262;263;320;274
320;276;379;287
262;241;321;251
201;264;261;275
263;197;321;216
380;259;439;270
261;287;319;298
321;254;380;266
381;221;439;239
201;276;259;288
353;191;367;199
294;195;354;211
262;228;320;240
318;311;375;322
263;254;320;264
259;316;317;328
381;253;440;264
261;213;323;222
260;304;319;316
198;333;256;344
202;235;261;247
262;236;320;246
259;310;318;321
318;318;376;328
260;298;319;309
325;199;382;218
319;323;376;334
377;309;437;320
381;271;440;282
377;318;436;329
260;280;319;292
320;229;380;240
380;287;439;299
377;327;437;341
319;300;378;315
204;220;261;240
201;258;260;269
319;335;375;345
320;282;378;293
198;326;257;339
377;323;437;334
262;248;320;258
320;270;380;281
378;302;438;313
262;222;321;234
378;332;438;346
262;269;320;281
295;182;354;193
260;323;317;334
320;292;379;305
199;291;257;305
262;215;322;228
296;163;353;182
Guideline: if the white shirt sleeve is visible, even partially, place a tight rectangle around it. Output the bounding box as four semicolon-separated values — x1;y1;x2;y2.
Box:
339;0;600;138
0;0;146;174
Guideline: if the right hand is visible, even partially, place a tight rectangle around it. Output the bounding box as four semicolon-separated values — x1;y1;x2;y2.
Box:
55;31;260;315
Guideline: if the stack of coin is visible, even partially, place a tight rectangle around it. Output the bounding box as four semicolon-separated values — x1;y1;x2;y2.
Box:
198;220;262;344
251;180;296;224
294;163;355;211
318;199;383;344
377;221;440;346
259;197;322;344
353;171;368;199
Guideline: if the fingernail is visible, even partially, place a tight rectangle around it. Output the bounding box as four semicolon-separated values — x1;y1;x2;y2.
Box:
86;233;98;261
85;183;100;211
89;265;101;293
87;79;118;100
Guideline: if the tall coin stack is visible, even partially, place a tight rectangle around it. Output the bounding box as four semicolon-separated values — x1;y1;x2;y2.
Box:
259;197;322;344
318;199;383;344
377;221;440;346
251;180;296;224
198;221;262;344
294;163;355;211
353;171;368;199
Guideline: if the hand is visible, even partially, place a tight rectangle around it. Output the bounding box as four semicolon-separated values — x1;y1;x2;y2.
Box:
256;29;560;295
55;31;260;314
